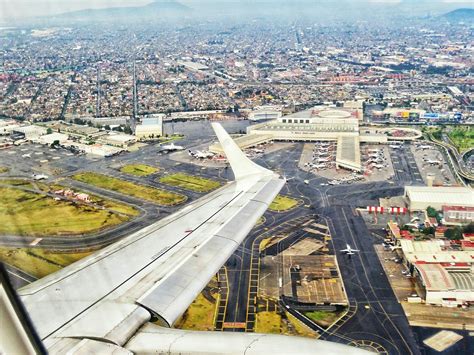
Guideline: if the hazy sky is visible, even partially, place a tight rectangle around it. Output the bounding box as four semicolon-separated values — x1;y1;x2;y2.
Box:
0;0;472;22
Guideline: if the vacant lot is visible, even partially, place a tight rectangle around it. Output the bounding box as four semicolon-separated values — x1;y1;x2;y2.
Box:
73;172;186;206
269;195;299;212
0;248;92;279
120;164;158;176
159;173;220;192
0;187;131;236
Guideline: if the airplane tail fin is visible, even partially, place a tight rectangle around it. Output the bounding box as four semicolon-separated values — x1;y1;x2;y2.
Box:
211;123;274;180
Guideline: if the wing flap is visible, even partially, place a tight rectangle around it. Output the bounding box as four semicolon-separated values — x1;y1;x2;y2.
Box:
137;178;284;326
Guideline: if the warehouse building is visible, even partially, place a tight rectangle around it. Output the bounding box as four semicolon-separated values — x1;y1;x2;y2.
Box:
135;115;163;139
400;240;474;307
404;186;474;211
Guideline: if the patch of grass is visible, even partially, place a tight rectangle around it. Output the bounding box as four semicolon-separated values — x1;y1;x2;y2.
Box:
448;127;474;152
0;187;131;236
120;164;158;176
285;312;318;338
72;172;186;206
304;310;340;327
256;311;282;334
175;290;217;331
159;173;220;193
255;310;319;337
0;179;35;188
269;195;299;212
157;134;184;143
0;248;92;279
0;166;9;173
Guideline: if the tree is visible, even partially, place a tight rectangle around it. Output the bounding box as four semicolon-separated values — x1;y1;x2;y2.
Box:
123;125;132;135
444;227;462;240
46;128;53;135
426;206;437;218
104;125;111;131
463;222;474;234
421;226;435;236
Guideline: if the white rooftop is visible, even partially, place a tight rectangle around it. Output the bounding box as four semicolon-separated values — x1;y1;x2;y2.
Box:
405;186;474;207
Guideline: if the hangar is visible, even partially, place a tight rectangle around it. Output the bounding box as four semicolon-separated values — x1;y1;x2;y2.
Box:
404;186;474;211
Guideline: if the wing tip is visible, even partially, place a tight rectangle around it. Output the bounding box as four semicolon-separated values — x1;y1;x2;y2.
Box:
211;123;273;180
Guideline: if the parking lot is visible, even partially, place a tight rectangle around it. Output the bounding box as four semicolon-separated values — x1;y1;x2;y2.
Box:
0;143;95;177
389;143;424;184
410;143;456;186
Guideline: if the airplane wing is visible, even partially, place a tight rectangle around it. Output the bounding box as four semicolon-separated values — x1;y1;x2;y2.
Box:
9;123;370;354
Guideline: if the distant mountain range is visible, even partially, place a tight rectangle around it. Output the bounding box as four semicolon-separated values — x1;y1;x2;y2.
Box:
50;0;190;21
442;8;474;21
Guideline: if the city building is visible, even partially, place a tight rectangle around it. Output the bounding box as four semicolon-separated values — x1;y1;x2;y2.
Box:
38;133;69;145
12;125;47;140
404;186;474;211
99;133;136;148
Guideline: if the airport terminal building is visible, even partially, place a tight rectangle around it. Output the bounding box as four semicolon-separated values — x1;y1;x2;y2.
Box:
210;106;421;172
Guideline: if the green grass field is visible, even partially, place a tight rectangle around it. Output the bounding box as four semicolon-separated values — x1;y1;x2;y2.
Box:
0;248;92;279
159;173;220;192
304;310;340;327
255;311;282;334
448;127;474;152
269;195;299;212
73;172;186;206
120;164;158;176
0;166;9;173
174;291;217;331
0;187;131;236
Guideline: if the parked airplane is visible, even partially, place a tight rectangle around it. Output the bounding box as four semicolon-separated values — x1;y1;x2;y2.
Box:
312;163;328;169
3;123;369;355
32;174;48;180
159;142;185;152
188;149;215;159
340;244;360;256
